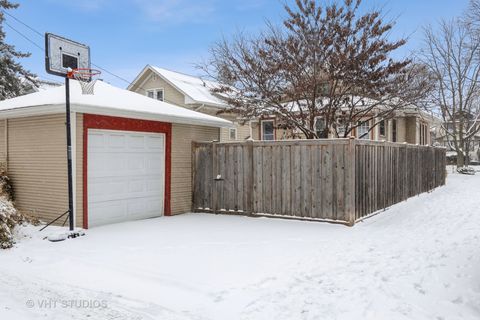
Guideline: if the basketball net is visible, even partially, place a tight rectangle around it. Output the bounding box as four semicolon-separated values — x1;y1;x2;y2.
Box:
68;68;101;95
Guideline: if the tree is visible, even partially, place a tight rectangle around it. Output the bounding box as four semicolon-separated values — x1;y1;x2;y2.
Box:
420;17;480;167
201;0;431;139
0;0;36;100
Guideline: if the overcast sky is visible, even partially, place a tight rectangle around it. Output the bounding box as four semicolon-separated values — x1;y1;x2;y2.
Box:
4;0;471;88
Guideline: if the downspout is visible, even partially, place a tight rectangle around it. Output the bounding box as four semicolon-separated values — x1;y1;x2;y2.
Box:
4;119;7;172
248;120;253;141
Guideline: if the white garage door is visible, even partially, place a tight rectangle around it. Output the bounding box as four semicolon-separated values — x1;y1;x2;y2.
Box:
88;129;165;227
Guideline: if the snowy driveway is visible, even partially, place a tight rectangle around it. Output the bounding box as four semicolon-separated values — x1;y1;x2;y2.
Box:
1;172;480;320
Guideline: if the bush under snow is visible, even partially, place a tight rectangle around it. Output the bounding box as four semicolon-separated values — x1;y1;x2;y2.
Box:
0;173;36;249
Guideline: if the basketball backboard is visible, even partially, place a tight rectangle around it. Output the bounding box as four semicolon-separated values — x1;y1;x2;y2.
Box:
45;33;91;77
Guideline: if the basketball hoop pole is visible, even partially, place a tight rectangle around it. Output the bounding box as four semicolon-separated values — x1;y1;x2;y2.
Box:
44;32;91;234
65;76;75;231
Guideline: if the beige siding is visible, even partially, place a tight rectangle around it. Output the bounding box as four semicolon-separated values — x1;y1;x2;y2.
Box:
131;71;186;107
396;118;407;143
220;122;252;141
405;117;417;144
171;123;219;214
75;114;83;227
7;114;69;224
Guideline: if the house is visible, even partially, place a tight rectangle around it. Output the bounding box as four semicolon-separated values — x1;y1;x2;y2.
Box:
128;65;439;145
335;107;440;145
435;114;480;161
0;80;231;228
128;65;255;142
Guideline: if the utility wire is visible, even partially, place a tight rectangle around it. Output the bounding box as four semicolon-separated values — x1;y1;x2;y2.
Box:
3;20;44;51
91;63;136;87
2;8;43;37
1;9;137;88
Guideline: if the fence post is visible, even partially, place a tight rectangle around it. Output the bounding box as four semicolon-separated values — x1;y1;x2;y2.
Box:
403;142;408;201
191;141;196;212
346;136;356;226
246;140;254;215
211;141;218;214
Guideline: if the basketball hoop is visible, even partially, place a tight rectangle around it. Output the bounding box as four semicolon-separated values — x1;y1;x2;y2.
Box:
67;68;101;95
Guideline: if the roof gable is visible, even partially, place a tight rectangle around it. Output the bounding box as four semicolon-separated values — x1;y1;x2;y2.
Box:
128;65;228;109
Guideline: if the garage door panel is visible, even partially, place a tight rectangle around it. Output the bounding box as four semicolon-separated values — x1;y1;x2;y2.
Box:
108;133;126;149
89;176;163;197
89;132;106;149
146;178;163;192
127;198;162;217
88;129;165;227
89;179;127;198
128;179;146;193
128;135;145;149
89;201;128;226
147;155;164;171
146;135;164;149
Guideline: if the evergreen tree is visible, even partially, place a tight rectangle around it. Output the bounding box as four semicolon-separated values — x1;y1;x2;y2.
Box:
0;0;36;100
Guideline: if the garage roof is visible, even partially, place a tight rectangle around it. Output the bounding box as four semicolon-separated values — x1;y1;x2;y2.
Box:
0;80;232;128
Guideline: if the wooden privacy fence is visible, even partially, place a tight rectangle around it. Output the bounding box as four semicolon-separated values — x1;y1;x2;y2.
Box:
192;139;446;225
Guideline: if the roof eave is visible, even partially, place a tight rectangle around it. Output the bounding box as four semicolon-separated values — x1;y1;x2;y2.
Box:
0;103;233;128
126;64;151;91
73;104;233;128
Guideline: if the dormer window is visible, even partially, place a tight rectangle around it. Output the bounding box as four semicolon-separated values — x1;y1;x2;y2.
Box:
146;89;164;101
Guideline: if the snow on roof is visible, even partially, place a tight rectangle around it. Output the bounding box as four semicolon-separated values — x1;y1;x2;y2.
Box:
150;66;229;108
33;79;62;91
0;80;232;128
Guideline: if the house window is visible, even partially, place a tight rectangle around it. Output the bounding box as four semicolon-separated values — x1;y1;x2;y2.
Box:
379;120;386;137
315;117;327;138
156;89;164;101
146;89;164;101
420;122;428;145
357;121;370;139
261;120;275;140
229;128;237;140
337;119;346;137
392;119;397;142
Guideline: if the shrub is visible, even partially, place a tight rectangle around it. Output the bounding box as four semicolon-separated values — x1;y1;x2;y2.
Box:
0;171;36;249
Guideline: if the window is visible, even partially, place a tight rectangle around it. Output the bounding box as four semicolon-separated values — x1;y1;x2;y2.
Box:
229;128;237;140
156;89;164;101
315;117;327;138
337;119;346;137
379;120;386;136
146;89;164;101
420;122;428;145
261;120;275;140
357;121;370;139
392;119;397;142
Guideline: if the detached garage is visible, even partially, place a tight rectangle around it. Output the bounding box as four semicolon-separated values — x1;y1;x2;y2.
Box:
0;80;231;228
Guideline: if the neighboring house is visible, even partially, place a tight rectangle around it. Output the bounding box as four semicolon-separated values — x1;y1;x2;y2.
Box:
127;65;254;142
0;80;231;228
435;116;480;160
128;65;439;145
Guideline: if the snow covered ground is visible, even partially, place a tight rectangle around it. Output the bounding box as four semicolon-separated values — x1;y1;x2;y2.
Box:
1;171;479;320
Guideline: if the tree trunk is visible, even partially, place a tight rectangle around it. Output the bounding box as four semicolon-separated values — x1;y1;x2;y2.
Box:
456;147;465;167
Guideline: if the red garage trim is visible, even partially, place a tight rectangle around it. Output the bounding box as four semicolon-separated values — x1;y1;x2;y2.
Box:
83;114;172;229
